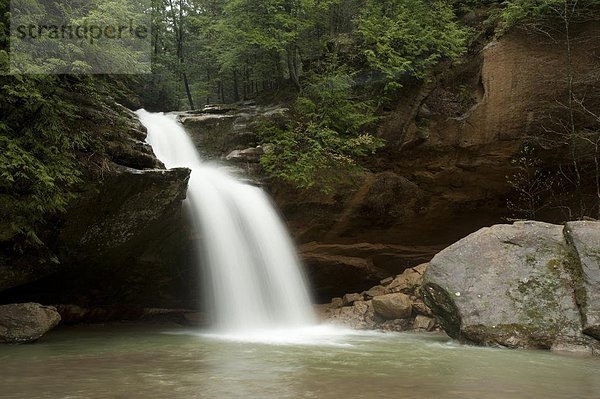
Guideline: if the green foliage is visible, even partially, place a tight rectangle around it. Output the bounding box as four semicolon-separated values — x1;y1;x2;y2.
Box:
356;0;470;92
0;75;91;245
259;70;384;191
501;0;600;30
9;0;151;74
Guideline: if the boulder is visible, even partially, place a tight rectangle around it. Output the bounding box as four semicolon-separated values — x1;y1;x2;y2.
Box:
363;285;386;299
0;303;61;343
342;293;363;306
423;221;596;352
372;293;412;320
386;266;426;294
330;297;343;309
412;299;433;316
564;221;600;340
413;315;436;331
380;277;393;286
225;146;264;163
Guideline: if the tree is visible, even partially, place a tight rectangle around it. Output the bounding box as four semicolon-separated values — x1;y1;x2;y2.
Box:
356;0;470;92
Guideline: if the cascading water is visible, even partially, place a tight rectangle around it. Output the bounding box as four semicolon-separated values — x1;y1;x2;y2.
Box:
135;110;316;333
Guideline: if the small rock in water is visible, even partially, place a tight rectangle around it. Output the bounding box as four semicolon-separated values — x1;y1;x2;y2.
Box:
0;303;61;344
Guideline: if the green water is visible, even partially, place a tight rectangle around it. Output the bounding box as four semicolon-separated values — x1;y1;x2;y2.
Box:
0;324;598;399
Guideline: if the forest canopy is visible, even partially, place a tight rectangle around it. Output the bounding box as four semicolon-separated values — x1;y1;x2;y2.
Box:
3;0;595;246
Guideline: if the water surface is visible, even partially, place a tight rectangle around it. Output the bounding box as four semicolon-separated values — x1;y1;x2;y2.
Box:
1;324;598;399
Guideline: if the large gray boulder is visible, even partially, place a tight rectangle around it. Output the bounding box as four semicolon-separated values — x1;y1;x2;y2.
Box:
423;221;597;353
564;221;600;340
0;303;61;343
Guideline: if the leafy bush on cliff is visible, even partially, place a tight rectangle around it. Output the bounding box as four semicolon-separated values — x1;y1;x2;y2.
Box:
356;0;470;92
259;70;383;191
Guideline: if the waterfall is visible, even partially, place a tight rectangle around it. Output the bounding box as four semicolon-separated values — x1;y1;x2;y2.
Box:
136;110;316;332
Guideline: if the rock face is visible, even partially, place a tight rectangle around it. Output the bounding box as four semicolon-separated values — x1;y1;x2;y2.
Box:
422;221;600;354
179;104;288;161
0;303;61;343
564;221;600;340
264;22;600;301
318;264;437;333
299;241;437;301
58;166;190;264
0;103;195;312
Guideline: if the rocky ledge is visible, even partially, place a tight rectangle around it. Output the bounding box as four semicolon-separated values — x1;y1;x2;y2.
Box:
422;221;600;355
316;263;438;333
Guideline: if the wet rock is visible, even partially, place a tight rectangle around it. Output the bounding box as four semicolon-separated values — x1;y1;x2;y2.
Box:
380;319;413;332
564;221;600;340
423;221;596;352
225;146;264;163
343;293;363;306
327;300;376;329
372;293;412;320
179;105;288;160
412;299;433;316
0;303;61;343
413;315;436;331
58;167;190;262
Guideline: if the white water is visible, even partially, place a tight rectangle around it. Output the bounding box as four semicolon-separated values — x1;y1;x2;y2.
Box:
135;110;316;333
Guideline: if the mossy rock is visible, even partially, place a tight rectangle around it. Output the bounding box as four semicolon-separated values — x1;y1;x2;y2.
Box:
424;221;597;353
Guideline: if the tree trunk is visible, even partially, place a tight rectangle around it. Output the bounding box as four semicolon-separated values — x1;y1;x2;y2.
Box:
287;47;301;91
206;68;212;104
233;68;240;103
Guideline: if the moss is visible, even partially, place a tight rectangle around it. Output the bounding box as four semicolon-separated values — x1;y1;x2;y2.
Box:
562;245;588;319
546;258;561;274
421;283;462;338
463;323;554;349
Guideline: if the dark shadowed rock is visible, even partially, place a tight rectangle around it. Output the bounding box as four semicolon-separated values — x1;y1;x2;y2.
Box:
0;303;61;343
372;293;412;320
423;221;597;353
564;221;600;340
330;297;343;309
58;166;190;262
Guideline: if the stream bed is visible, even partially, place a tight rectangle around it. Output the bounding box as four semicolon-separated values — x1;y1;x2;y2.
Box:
1;324;599;399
